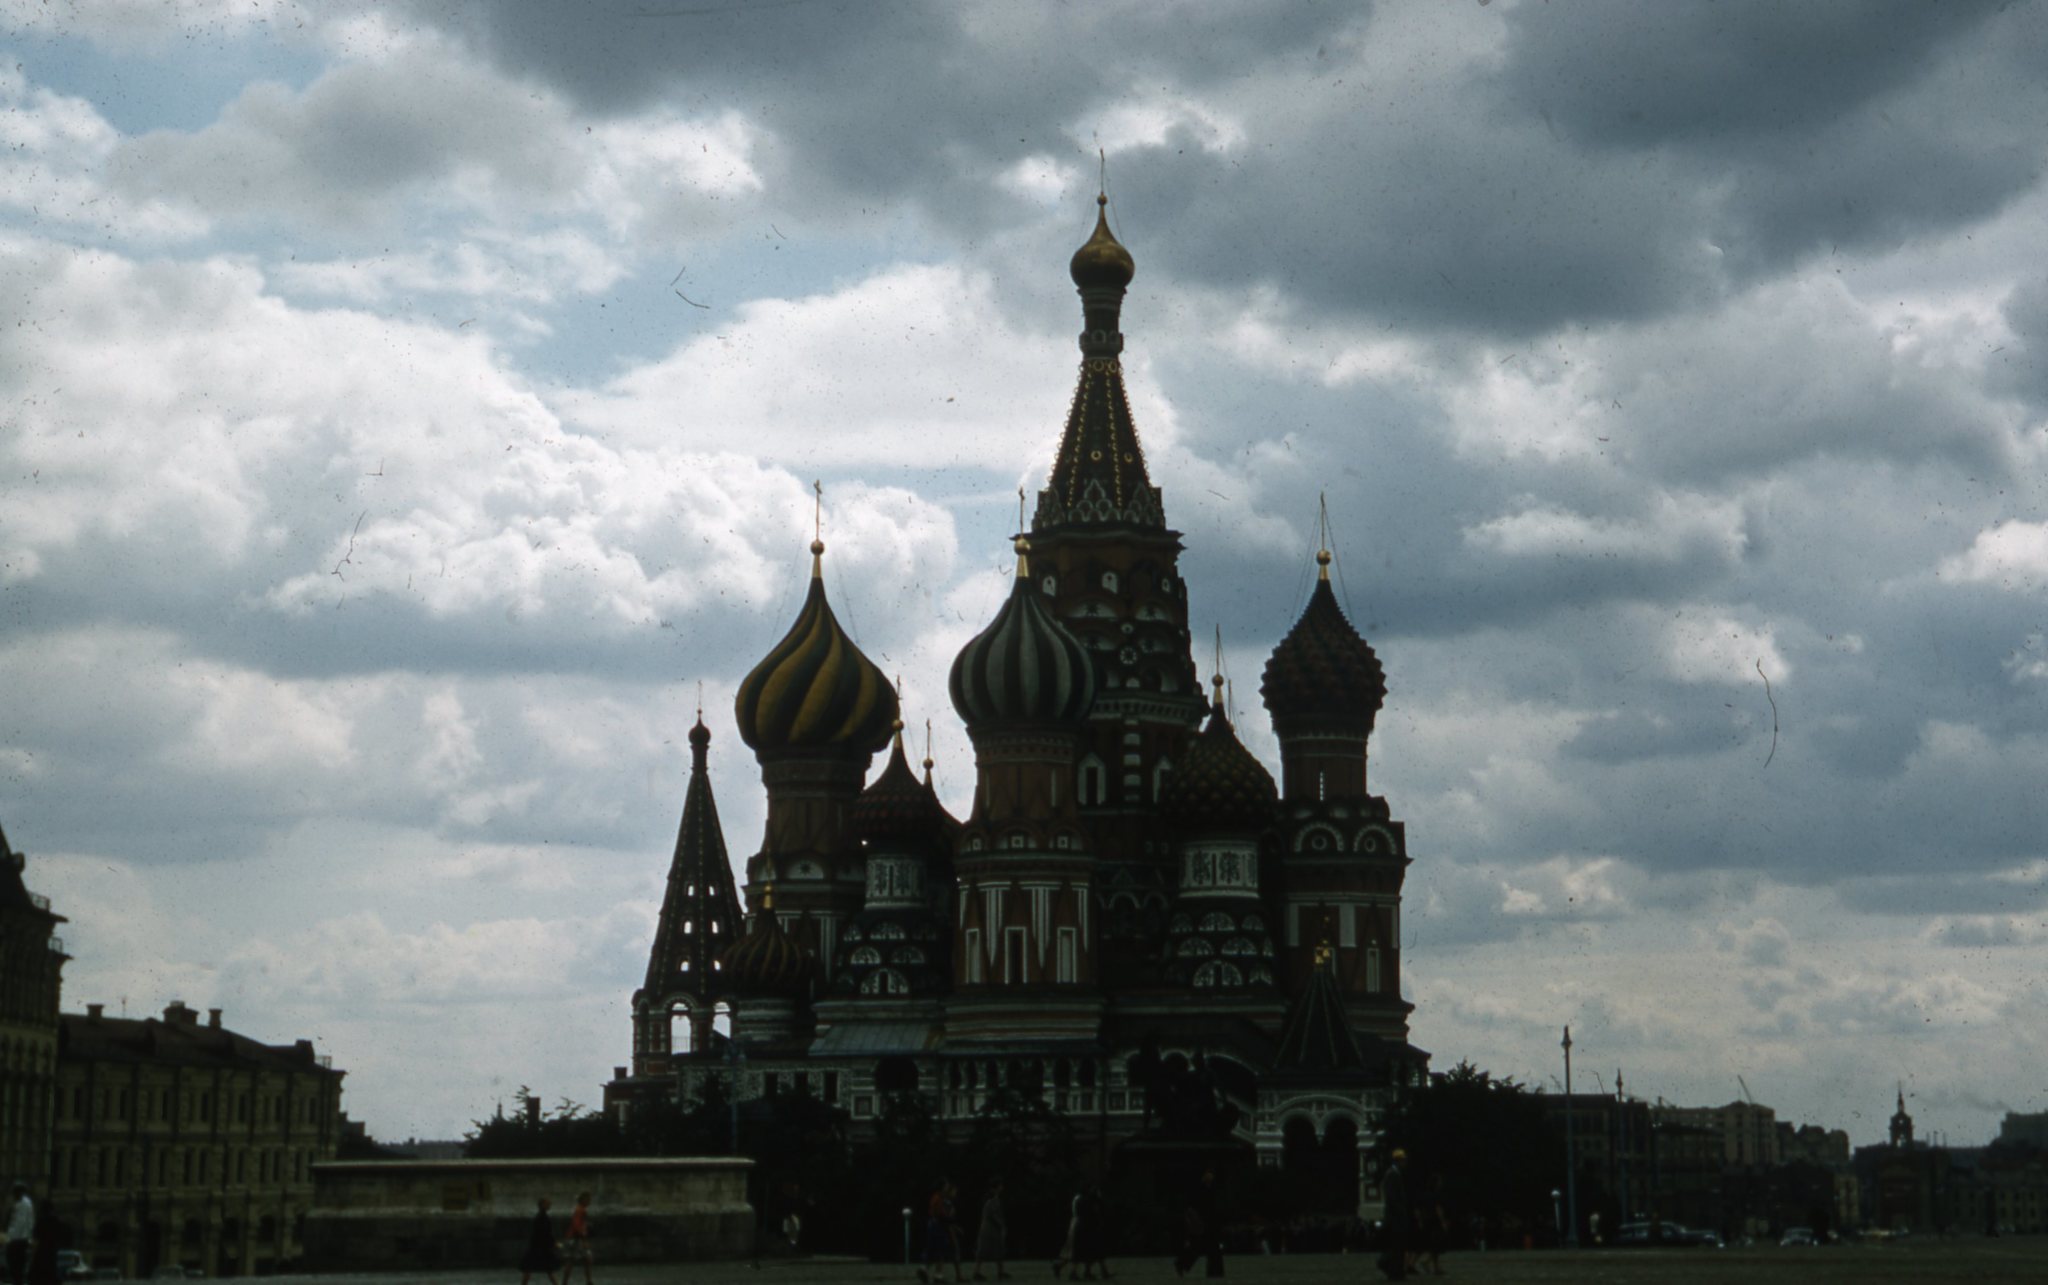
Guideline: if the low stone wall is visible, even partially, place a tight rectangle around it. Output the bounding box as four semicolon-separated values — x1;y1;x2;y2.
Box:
304;1157;754;1272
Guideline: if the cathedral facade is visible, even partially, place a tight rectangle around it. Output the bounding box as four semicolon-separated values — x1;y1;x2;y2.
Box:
607;197;1426;1210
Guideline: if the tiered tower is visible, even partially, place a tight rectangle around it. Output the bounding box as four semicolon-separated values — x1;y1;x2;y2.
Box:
1262;548;1412;1040
732;537;899;991
630;714;743;1073
1027;195;1207;978
1161;673;1282;1017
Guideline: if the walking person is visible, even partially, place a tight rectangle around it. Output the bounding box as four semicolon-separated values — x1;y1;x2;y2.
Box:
1052;1187;1082;1280
1078;1187;1112;1281
5;1184;33;1285
1174;1170;1223;1278
25;1199;69;1285
971;1178;1009;1281
561;1192;594;1285
1376;1150;1410;1282
518;1195;561;1285
917;1178;964;1284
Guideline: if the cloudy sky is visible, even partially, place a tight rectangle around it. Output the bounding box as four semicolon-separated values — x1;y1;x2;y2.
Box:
4;0;2046;1146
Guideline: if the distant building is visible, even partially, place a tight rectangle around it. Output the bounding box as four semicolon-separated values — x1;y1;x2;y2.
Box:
1998;1111;2048;1151
1656;1099;1781;1168
0;822;67;1190
49;1002;345;1278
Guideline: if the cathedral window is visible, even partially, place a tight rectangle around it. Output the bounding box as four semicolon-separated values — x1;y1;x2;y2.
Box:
892;945;926;966
1003;927;1028;984
850;946;882;966
1177;938;1215;957
860;969;909;995
1340;905;1357;948
1042;574;1057;596
1101;571;1118;593
1198;912;1235;933
1366;945;1381;993
1056;928;1079;983
1079;756;1107;805
1221;937;1258;956
1152;758;1172;802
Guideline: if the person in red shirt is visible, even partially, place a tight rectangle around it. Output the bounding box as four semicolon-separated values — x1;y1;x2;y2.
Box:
562;1192;594;1285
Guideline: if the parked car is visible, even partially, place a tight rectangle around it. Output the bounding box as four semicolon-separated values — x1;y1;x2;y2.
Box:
1615;1220;1719;1247
53;1248;91;1280
1781;1226;1818;1247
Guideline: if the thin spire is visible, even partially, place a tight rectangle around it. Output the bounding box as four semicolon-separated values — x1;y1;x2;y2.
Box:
1014;535;1031;580
1017;487;1027;536
809;480;826;576
923;718;935;783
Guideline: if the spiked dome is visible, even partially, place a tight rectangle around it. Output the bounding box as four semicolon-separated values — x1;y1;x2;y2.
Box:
853;722;960;848
735;539;899;755
1164;681;1278;835
1261;552;1386;735
950;539;1097;731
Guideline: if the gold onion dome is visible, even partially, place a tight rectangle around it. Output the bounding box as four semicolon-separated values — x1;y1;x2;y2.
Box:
1165;682;1279;835
734;540;899;755
949;538;1097;730
853;723;960;846
717;897;814;996
1069;193;1135;290
1261;556;1387;735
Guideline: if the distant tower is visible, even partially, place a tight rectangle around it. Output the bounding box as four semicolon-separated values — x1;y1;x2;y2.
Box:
631;714;743;1074
1027;194;1206;976
0;821;66;1187
947;536;1100;1040
835;719;960;1000
1161;672;1282;1013
1890;1086;1915;1149
733;536;899;988
1262;545;1412;1039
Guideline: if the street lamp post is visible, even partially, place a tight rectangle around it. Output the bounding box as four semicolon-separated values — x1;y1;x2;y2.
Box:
1552;1188;1563;1245
1562;1026;1579;1248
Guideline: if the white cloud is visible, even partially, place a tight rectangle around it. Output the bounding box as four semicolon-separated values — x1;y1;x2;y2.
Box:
1659;610;1790;686
1940;520;2048;592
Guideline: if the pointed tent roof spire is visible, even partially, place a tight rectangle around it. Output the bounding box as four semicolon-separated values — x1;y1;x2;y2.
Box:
1273;950;1368;1074
644;715;743;998
1035;187;1164;534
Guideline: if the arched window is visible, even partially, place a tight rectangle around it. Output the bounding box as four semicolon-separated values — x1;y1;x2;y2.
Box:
1101;570;1119;593
1079;755;1107;806
1198;912;1236;933
1152;757;1173;801
850;946;882;966
860;969;910;995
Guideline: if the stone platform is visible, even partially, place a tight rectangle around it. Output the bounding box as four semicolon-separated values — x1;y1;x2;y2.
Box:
303;1156;754;1271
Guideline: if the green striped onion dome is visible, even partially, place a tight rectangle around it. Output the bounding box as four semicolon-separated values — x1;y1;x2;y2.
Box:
949;541;1096;731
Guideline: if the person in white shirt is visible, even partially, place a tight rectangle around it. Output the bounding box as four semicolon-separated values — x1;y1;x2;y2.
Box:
4;1183;32;1285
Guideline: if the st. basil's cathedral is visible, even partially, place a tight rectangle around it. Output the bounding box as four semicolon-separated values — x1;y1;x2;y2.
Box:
605;195;1427;1212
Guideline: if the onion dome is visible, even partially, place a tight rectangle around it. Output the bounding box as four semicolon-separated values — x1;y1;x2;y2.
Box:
1070;193;1135;290
853;722;960;847
717;893;814;996
1164;679;1278;835
950;539;1097;731
1261;551;1386;734
735;539;899;755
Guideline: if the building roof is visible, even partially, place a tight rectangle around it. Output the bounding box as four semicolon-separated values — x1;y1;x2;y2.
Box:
1163;681;1278;835
852;725;959;849
1271;956;1368;1075
642;714;744;1001
1262;556;1386;735
949;539;1097;732
734;540;899;756
59;1003;341;1076
0;825;65;924
1033;196;1165;534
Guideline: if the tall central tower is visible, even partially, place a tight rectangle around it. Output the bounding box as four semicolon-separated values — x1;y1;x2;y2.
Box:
1027;195;1205;977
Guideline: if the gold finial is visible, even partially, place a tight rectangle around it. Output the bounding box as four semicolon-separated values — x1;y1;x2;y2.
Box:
696;679;703;722
1018;486;1027;535
923;718;935;780
1314;940;1334;967
1316;493;1332;581
1014;535;1031;579
761;885;775;913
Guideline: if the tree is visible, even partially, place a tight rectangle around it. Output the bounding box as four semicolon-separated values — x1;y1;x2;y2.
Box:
465;1089;624;1159
1378;1061;1562;1243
